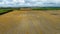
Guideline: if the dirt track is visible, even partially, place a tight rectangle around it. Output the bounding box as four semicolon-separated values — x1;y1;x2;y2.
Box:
0;10;60;34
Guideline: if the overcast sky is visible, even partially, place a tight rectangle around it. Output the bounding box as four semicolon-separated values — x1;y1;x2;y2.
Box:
0;0;60;7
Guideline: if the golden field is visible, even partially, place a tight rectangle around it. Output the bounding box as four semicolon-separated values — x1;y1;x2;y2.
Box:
0;10;60;34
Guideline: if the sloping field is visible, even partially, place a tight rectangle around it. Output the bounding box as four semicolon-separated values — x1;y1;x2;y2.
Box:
0;10;60;34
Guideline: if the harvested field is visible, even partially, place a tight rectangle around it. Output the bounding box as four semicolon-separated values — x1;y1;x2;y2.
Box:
0;10;60;34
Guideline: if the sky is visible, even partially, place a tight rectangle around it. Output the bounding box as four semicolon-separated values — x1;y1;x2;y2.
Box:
0;0;60;7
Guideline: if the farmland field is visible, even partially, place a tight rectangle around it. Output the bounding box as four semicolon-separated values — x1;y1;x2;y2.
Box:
0;10;60;34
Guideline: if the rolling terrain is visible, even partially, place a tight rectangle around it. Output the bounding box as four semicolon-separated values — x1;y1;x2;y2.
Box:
0;10;60;34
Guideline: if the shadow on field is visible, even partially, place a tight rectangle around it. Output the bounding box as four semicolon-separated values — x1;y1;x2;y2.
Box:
51;13;59;15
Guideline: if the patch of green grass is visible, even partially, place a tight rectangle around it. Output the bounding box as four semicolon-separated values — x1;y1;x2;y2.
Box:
32;7;60;10
0;9;10;13
0;9;9;12
0;7;21;14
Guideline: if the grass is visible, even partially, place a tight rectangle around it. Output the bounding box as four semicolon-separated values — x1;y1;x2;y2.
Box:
0;9;11;13
32;7;60;10
0;7;20;14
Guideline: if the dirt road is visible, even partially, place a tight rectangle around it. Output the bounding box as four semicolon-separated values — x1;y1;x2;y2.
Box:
0;10;60;34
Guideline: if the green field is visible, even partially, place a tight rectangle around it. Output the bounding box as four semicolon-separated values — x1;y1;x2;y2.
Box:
32;7;60;10
0;7;20;14
0;9;12;13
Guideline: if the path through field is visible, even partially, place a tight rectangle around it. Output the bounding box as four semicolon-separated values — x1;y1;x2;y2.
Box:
0;10;60;34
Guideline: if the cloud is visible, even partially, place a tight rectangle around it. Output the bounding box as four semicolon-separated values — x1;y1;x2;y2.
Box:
0;0;60;7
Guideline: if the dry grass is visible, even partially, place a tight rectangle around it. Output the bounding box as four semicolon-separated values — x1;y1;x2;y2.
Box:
0;10;60;34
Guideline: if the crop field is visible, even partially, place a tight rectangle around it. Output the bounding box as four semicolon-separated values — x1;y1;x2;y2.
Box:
0;9;60;34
